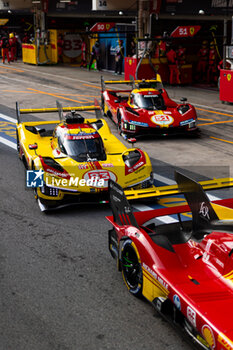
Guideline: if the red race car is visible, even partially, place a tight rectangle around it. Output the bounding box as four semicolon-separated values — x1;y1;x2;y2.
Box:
107;172;233;350
101;76;198;139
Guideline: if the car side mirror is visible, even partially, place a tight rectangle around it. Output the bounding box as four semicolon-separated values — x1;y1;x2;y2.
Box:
28;143;38;150
127;138;136;147
180;97;187;103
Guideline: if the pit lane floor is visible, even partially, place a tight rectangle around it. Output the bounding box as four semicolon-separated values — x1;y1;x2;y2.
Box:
0;61;233;350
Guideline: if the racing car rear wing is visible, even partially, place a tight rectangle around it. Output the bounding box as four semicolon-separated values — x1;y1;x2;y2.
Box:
124;177;233;201
101;75;162;92
109;179;139;228
16;100;102;124
108;174;233;230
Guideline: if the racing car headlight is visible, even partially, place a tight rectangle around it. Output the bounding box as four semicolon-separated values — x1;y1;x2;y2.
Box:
123;121;136;131
123;150;141;168
178;105;190;115
188;120;196;129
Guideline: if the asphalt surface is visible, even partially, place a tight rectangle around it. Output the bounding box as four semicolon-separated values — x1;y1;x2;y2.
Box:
1;61;233;350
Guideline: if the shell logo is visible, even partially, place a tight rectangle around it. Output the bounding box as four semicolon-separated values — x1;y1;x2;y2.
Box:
190;27;195;35
202;325;215;349
227;74;231;82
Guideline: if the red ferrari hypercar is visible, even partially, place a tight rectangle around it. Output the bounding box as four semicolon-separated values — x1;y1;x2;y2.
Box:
107;172;233;350
101;76;198;139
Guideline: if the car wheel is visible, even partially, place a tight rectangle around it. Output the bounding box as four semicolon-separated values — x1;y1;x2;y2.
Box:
121;239;143;297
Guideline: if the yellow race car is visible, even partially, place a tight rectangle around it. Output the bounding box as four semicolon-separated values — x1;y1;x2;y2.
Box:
16;101;155;211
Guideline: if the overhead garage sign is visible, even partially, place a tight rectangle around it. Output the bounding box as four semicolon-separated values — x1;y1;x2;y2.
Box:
171;25;201;37
90;22;115;32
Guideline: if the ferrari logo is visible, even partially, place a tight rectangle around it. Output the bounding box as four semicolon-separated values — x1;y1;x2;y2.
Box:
129;59;132;65
106;24;110;30
189;27;195;35
227;74;231;82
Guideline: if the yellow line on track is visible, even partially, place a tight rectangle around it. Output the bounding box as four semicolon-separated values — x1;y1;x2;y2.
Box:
198;120;233;126
196;107;233;118
210;136;233;144
0;65;24;73
82;83;101;89
198;117;214;121
3;90;36;93
55;93;99;98
27;88;85;103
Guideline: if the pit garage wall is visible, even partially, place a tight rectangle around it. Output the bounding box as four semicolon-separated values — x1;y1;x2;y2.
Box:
0;0;32;10
98;24;135;72
22;29;84;65
92;0;136;11
160;0;233;15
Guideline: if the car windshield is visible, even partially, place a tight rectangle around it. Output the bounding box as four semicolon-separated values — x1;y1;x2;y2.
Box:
134;94;165;110
61;137;106;161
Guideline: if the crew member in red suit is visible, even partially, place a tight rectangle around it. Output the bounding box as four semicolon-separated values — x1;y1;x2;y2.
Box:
177;45;186;65
207;42;218;85
80;39;87;67
166;46;180;85
0;34;10;64
155;39;166;58
57;34;64;63
196;41;209;81
22;32;29;43
9;32;17;62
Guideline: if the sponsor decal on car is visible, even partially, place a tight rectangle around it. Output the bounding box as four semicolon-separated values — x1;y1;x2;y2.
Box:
65;132;98;140
218;333;233;350
202;325;215;349
179;118;194;126
173;294;181;310
151;113;174;126
78;164;89;170
129;120;149;127
187;306;196;327
83;169;117;188
142;262;169;291
102;163;114;168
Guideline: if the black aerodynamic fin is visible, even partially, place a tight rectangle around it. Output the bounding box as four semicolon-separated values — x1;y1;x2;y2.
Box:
129;74;136;89
56;100;64;122
100;76;105;92
16;101;21;123
94;98;102;119
108;180;139;228
175;171;219;235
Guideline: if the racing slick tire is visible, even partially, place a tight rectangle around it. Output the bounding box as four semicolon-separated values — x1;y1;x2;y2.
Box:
121;239;143;297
